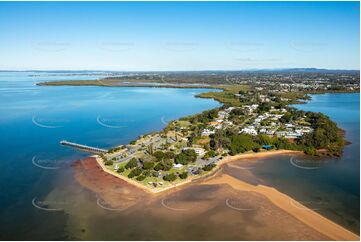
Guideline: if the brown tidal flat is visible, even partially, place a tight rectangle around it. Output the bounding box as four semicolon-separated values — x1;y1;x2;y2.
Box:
71;156;359;240
73;157;150;210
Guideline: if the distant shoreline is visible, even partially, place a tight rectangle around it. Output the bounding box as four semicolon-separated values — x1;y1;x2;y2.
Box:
36;79;360;94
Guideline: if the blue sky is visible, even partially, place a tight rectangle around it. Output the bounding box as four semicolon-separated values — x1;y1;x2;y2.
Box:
0;1;359;70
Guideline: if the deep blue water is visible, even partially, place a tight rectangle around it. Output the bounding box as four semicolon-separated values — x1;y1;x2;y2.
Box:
0;72;221;240
251;93;360;233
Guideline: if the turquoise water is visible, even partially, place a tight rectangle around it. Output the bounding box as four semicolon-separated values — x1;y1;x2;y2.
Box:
0;72;221;240
250;93;360;233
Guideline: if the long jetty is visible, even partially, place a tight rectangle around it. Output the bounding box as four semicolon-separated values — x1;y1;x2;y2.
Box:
60;140;107;153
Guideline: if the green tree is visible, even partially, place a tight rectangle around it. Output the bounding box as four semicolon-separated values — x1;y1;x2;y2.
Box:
125;158;138;169
162;161;172;171
153;151;164;161
117;166;125;173
256;102;271;113
136;175;146;181
204;150;217;159
154;162;165;171
229;134;260;155
175;149;197;165
202;163;216;171
280;112;292;123
143;161;155;170
179;172;188;179
163;173;177;182
128;167;142;178
164;151;175;159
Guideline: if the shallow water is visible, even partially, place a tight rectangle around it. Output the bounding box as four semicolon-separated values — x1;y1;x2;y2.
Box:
249;93;360;233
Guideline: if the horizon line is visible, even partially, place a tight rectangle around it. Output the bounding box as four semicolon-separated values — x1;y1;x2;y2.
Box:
0;67;359;72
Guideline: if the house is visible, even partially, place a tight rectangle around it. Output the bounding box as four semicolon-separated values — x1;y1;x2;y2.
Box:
276;131;287;137
259;128;267;134
173;163;184;169
201;128;215;136
218;111;227;118
207;121;222;126
193;148;206;156
251;104;259;110
285;132;302;139
225;107;236;113
241;127;258;135
285;123;294;128
223;121;233;126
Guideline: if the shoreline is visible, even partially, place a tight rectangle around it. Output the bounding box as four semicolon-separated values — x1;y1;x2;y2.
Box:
66;84;358;239
87;149;359;240
94;149;303;195
205;174;359;241
36;80;360;94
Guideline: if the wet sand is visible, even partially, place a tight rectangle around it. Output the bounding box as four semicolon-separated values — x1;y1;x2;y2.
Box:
71;155;359;240
73;157;150;210
217;149;303;165
205;174;359;241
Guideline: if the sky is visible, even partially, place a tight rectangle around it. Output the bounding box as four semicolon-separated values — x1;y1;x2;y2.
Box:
0;1;359;71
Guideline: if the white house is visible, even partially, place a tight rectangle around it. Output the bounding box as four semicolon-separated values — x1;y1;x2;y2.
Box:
202;129;215;136
173;163;184;169
285;123;295;128
241;127;258;136
225;107;236;113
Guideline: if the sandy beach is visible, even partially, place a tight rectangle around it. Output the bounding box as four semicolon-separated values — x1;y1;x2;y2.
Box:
217;149;303;165
205;174;359;241
95;149;303;194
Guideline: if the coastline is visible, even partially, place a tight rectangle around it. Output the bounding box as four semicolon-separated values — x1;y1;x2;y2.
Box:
94;149;302;195
205;174;359;241
67;85;358;239
83;149;359;241
37;79;359;93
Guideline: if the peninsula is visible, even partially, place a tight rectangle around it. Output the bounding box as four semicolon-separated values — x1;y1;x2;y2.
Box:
39;70;359;193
